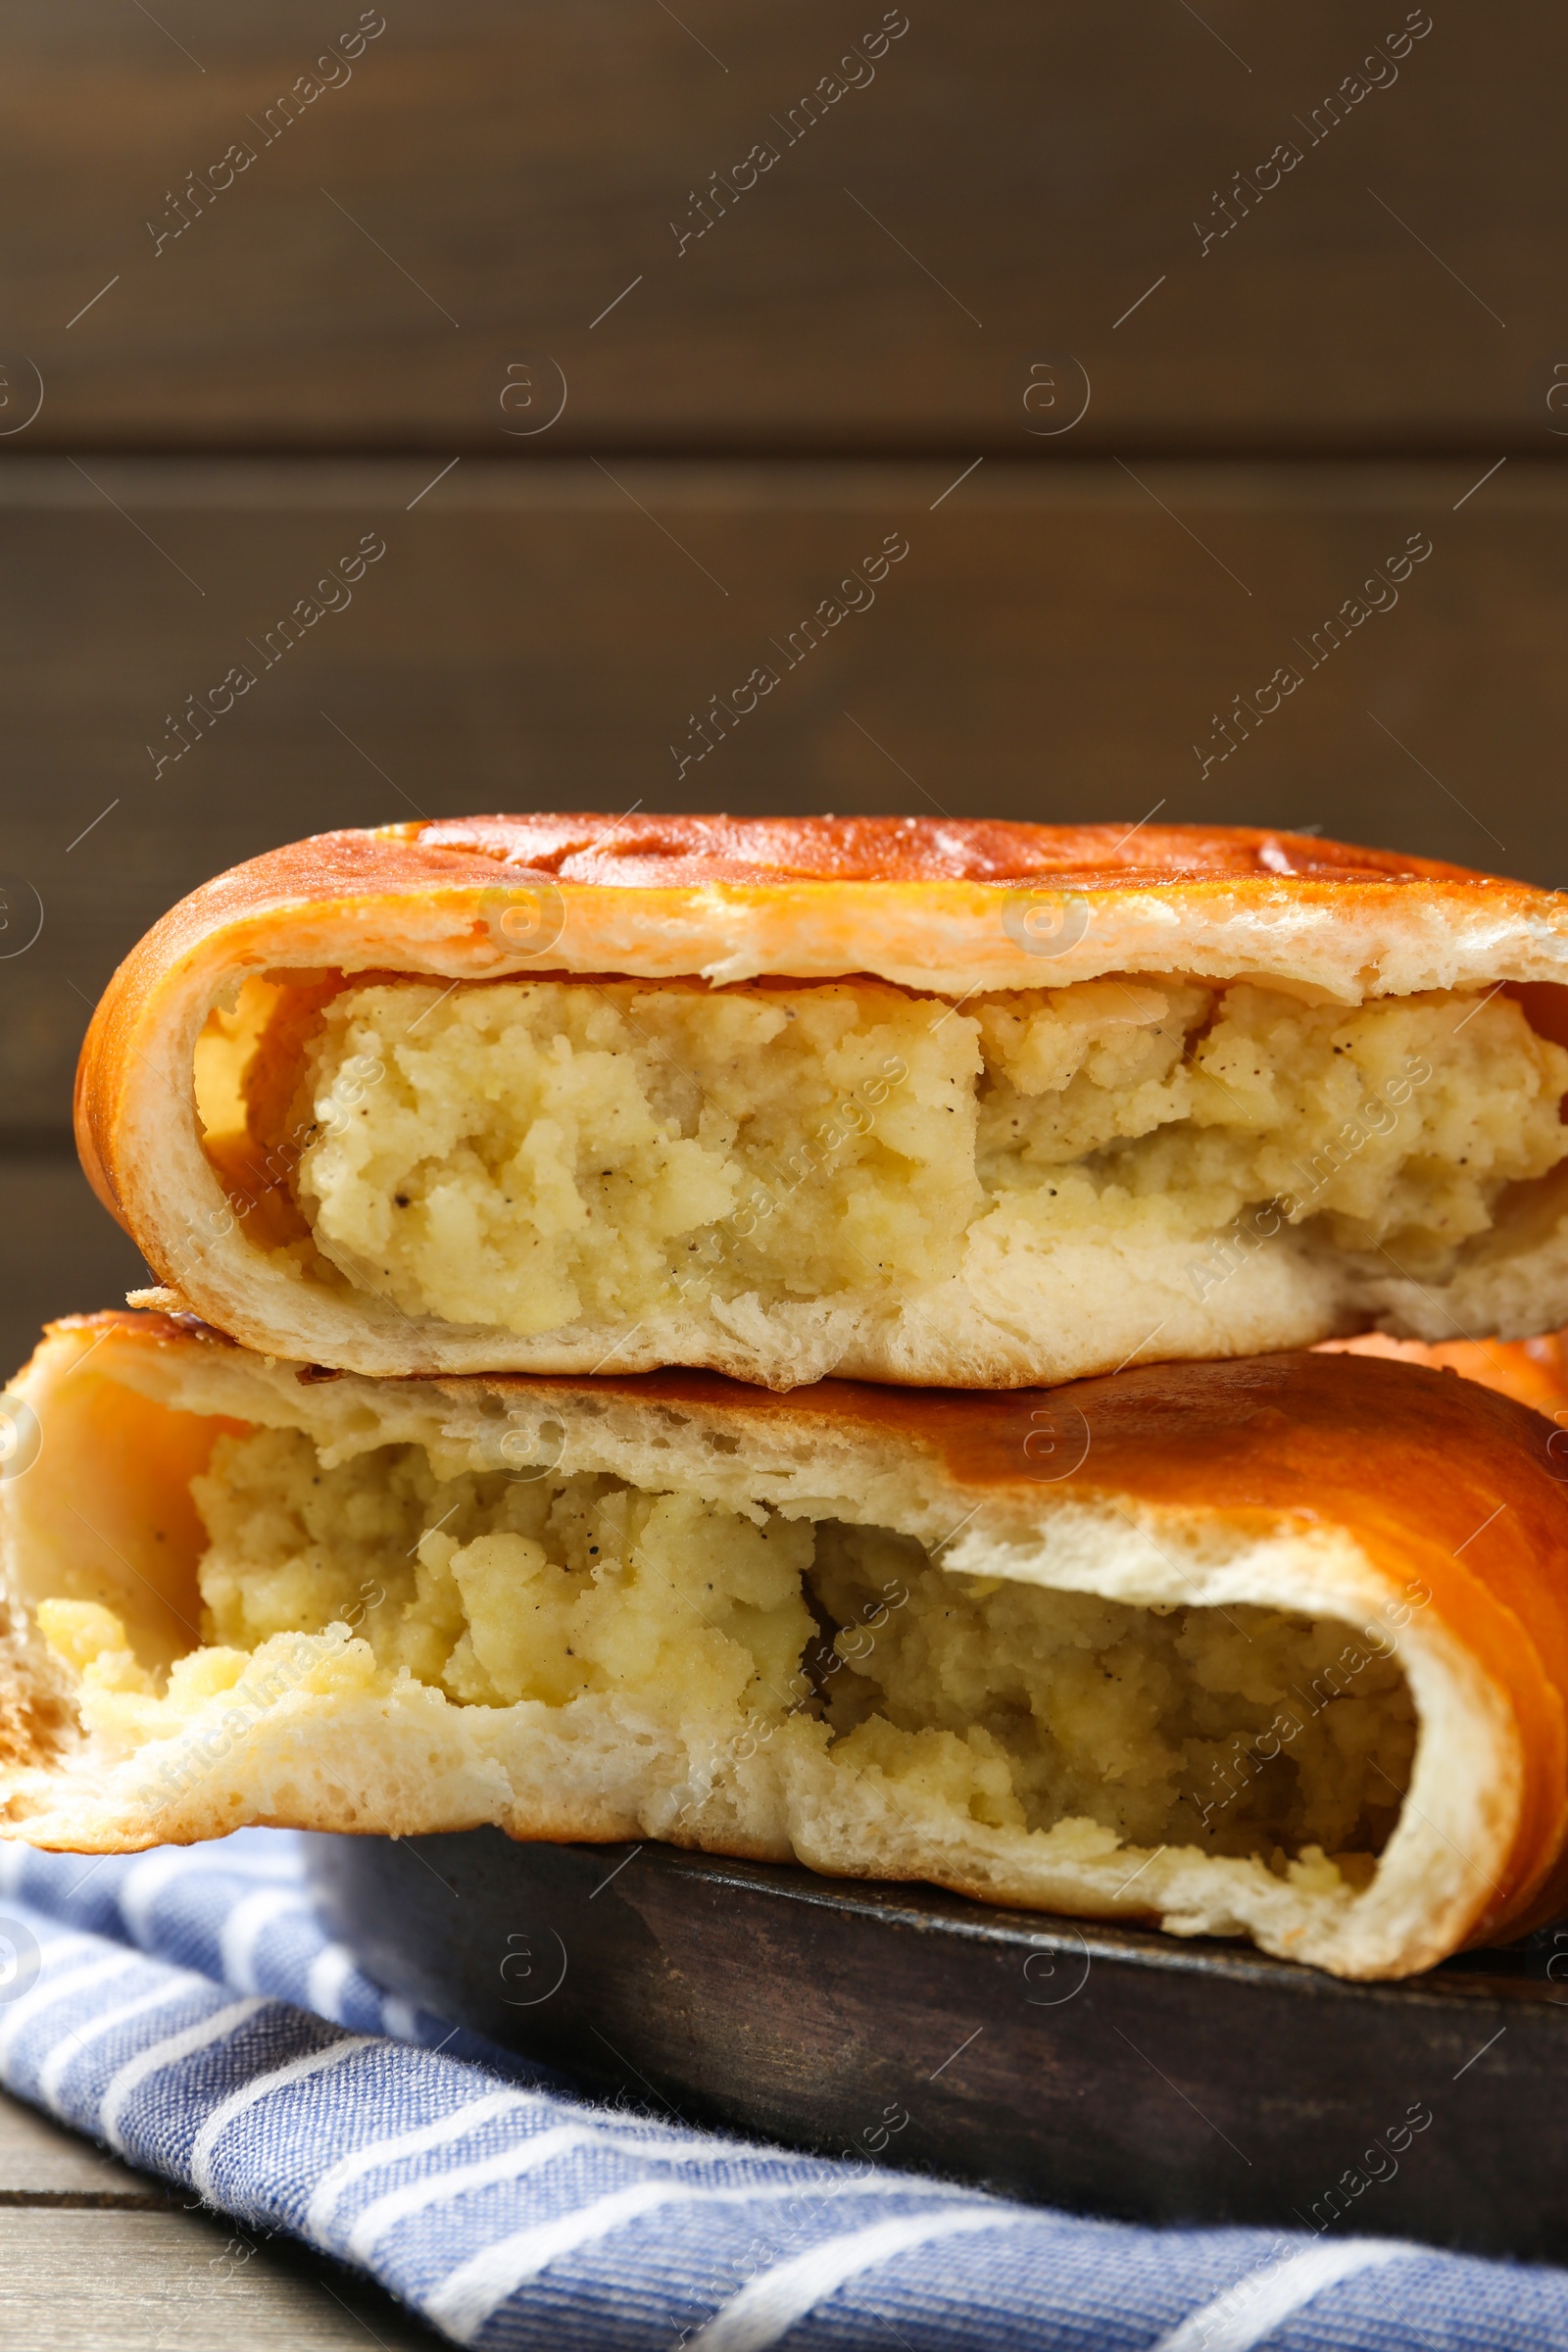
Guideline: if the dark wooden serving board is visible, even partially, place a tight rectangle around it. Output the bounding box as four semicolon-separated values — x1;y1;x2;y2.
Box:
306;1831;1568;2263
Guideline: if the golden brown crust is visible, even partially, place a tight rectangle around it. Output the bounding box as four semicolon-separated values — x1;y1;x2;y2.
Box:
71;817;1568;1378
1324;1329;1568;1421
17;1311;1568;1959
403;812;1489;887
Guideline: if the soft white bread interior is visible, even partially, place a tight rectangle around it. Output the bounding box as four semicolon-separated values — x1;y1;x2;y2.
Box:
5;1314;1567;1981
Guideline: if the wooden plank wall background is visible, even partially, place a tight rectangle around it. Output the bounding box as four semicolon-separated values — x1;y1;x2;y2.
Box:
1;0;1565;1373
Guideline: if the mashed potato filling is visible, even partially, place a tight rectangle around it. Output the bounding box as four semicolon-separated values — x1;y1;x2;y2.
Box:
73;1426;1412;1875
260;975;1568;1335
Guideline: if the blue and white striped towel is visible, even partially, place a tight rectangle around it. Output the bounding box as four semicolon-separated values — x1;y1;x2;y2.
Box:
0;1830;1563;2350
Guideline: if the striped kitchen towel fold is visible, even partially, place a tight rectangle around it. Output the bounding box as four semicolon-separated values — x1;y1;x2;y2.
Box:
0;1832;1564;2351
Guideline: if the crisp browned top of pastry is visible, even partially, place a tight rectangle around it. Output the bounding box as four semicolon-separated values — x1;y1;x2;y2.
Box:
398;812;1486;888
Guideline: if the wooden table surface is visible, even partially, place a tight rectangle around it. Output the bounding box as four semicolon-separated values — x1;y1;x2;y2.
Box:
0;2087;441;2350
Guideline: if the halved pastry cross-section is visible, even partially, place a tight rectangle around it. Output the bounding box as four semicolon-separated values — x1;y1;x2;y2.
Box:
77;814;1568;1388
3;1312;1567;1980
